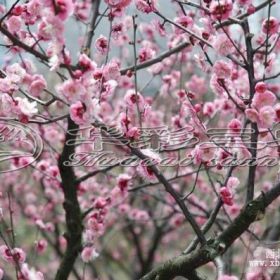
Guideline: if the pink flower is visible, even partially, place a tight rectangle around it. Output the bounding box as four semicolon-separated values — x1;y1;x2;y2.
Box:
101;80;118;99
0;268;3;280
203;102;216;117
186;75;207;95
20;263;44;280
112;22;124;40
35;239;48;254
247;4;256;14
70;101;90;125
78;54;96;72
213;33;235;56
6;16;22;34
228;119;242;133
103;60;121;81
126;126;141;140
130;208;149;221
174;16;193;34
135;0;157;13
252;90;276;109
38;16;64;41
210;0;233;21
124;90;145;111
0;93;15;115
15;97;38;117
57;79;86;103
274;103;280;122
220;187;234;206
54;0;74;21
26;0;42;16
262;17;279;35
12;248;26;263
6;63;26;83
218;275;238;280
138;46;155;62
29;75;47;96
0;5;5;14
117;174;131;191
236;0;252;5
137;149;161;182
192;143;216;164
81;246;99;263
94;197;108;209
246;269;270;280
95;35;109;55
258;106;276;128
213;60;232;79
246;106;276;128
104;0;131;9
227;177;240;189
255;82;267;93
0;245;26;264
245;108;259;123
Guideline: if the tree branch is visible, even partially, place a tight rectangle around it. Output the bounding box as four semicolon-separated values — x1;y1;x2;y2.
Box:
140;182;280;280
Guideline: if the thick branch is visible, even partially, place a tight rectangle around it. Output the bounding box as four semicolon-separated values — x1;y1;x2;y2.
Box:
140;182;280;280
55;117;83;280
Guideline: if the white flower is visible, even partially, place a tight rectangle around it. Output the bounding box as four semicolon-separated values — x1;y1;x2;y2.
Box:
15;97;38;117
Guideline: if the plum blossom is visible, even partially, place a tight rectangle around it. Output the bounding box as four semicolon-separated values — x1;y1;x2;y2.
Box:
191;143;216;164
124;90;146;111
213;33;235;56
174;16;193;34
112;22;124;40
54;0;74;21
228;119;242;133
70;101;90;125
26;0;42;17
35;240;48;254
0;4;5;14
78;53;96;72
104;0;131;8
125;126;141;140
213;60;232;79
186;75;207;95
117;174;132;191
0;245;26;264
6;63;26;83
15;97;38;117
95;35;109;55
101;80;118;99
103;60;121;81
274;103;280;122
138;46;156;63
57;79;86;103
28;75;47;96
245;106;276;128
255;82;267;93
226;177;240;189
81;246;99;263
0;93;15;116
137;149;161;182
220;187;234;206
38;16;64;42
218;275;238;280
20;263;44;280
252;90;276;109
135;0;157;13
6;16;22;34
210;0;233;21
262;17;279;35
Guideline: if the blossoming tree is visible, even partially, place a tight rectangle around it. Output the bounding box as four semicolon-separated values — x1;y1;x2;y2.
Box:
0;0;280;279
